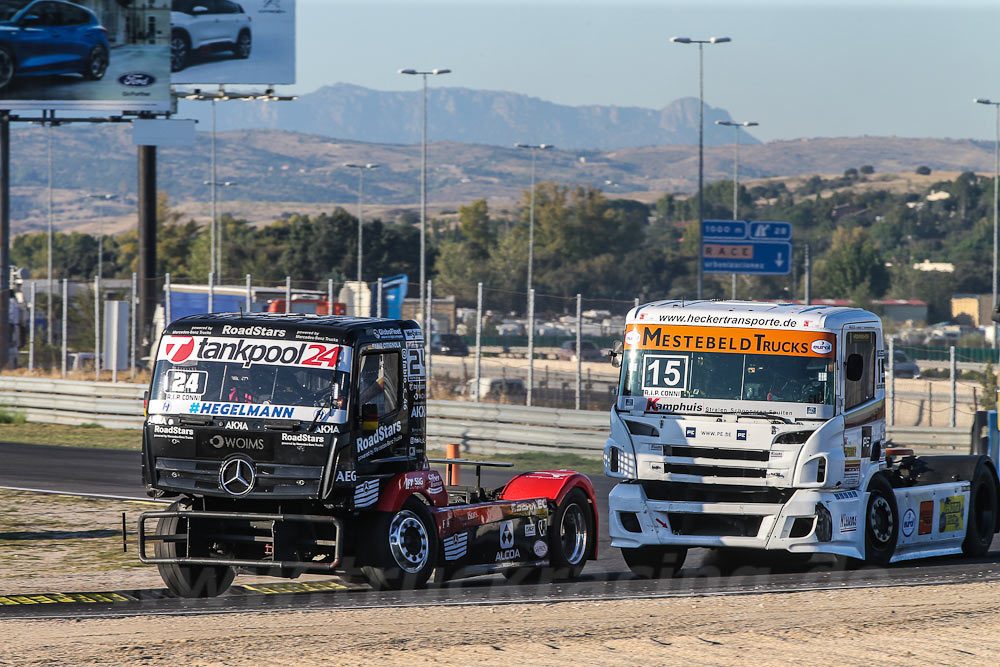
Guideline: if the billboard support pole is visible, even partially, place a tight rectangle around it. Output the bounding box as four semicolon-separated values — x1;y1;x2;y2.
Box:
138;143;157;353
0;111;9;370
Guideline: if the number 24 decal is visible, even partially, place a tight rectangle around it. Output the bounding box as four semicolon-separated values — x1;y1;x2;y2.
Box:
302;345;340;368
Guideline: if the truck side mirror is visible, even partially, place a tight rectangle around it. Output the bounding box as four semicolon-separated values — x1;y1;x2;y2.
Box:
609;340;624;368
845;354;864;382
361;403;378;431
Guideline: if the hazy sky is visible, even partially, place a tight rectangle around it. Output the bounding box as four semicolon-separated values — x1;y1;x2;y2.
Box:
291;0;1000;143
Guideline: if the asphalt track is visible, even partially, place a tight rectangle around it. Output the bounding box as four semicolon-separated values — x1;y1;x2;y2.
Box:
2;441;999;620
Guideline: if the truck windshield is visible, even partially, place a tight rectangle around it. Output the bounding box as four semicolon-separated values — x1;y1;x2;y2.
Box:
150;360;348;409
621;349;835;406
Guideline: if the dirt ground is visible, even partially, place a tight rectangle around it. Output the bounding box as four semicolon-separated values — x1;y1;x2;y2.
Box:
2;489;1000;665
1;582;998;665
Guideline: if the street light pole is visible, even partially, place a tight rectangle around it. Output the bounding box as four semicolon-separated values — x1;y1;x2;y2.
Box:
344;163;379;315
203;179;237;282
46;120;53;345
515;143;552;298
975;98;1000;349
671;36;731;300
715;119;759;300
88;193;118;282
399;68;451;335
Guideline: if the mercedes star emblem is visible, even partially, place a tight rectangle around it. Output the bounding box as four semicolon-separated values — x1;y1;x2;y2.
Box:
219;457;256;496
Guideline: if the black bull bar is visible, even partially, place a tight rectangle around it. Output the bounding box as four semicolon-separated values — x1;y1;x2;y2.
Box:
138;509;343;571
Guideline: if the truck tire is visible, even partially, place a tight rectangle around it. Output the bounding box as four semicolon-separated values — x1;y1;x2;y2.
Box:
503;488;595;583
863;475;898;567
362;497;439;590
962;460;998;556
154;504;235;598
621;545;688;579
547;488;594;579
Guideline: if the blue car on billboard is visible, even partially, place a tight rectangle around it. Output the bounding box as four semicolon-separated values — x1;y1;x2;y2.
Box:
0;0;110;92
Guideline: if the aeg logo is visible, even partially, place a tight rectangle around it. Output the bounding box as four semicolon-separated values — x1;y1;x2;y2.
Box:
163;336;195;363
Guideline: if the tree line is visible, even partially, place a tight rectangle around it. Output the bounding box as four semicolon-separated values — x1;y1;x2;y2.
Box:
12;170;998;322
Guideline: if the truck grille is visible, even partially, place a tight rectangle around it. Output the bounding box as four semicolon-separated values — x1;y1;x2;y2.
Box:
662;463;766;479
155;457;323;498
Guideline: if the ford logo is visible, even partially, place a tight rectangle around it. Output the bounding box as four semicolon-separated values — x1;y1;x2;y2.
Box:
118;72;156;87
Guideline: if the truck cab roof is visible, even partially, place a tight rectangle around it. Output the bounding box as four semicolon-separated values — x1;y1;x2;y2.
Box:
164;312;421;347
627;300;881;332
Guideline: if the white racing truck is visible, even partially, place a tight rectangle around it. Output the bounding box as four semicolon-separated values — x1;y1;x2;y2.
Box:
605;300;1000;576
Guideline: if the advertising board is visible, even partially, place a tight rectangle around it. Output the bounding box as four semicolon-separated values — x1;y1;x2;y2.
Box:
0;0;171;111
170;0;294;85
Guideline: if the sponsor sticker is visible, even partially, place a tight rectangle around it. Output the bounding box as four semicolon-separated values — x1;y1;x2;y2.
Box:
736;429;747;441
625;330;640;346
356;421;403;460
839;514;857;533
843;446;858;458
833;490;859;501
624;324;836;358
901;508;916;537
533;540;548;558
685;427;696;438
280;432;325;447
152;425;193;440
939;495;965;533
843;460;861;485
524;523;536;537
195;431;275;459
157;335;347;371
918;500;934;535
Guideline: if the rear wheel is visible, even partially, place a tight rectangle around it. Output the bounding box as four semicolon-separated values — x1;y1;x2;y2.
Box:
84;45;108;80
503;488;594;583
863;475;898;566
0;47;15;90
362;497;438;590
548;489;594;579
154;502;235;598
235;30;251;58
962;460;998;556
622;545;688;579
171;31;190;72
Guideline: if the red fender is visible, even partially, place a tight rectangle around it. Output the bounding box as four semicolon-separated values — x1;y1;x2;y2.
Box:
374;469;449;512
499;470;599;557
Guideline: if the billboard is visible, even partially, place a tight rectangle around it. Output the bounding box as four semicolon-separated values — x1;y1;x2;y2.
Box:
0;0;171;111
170;0;294;85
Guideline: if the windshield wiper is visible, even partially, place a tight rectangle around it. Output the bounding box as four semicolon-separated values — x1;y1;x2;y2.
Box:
307;384;338;433
735;411;794;424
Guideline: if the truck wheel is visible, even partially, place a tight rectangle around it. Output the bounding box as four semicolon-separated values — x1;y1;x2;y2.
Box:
362;497;439;590
547;488;594;579
863;475;898;567
962;460;998;556
621;546;688;579
154;503;235;598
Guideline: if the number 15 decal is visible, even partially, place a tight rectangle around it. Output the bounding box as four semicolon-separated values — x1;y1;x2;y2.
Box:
642;354;689;392
407;347;425;378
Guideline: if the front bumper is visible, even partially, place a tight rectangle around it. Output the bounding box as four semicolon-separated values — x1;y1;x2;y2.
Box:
608;482;863;559
138;508;343;572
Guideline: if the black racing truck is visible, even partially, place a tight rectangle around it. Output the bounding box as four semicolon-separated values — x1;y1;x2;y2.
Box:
137;314;597;597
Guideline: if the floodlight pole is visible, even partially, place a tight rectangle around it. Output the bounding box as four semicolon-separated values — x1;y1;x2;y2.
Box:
975;97;1000;350
671;36;731;299
399;67;451;338
715;119;759;299
344;163;379;315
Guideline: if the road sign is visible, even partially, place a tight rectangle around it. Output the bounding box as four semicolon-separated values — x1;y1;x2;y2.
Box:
702;220;792;275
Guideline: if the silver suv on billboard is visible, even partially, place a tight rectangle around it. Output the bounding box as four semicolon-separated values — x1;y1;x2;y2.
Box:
170;0;251;72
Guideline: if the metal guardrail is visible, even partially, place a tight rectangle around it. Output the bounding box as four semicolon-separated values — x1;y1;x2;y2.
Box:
0;378;970;455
